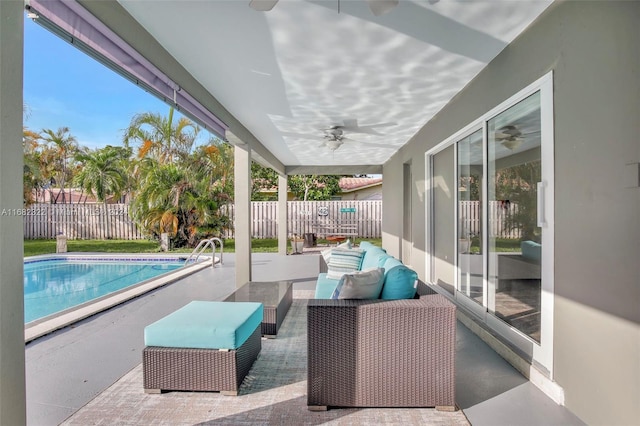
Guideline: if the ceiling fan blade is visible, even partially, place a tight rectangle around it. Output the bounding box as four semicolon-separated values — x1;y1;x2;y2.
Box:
281;131;323;141
353;141;395;149
368;0;399;16
340;119;397;135
341;118;359;130
249;0;279;12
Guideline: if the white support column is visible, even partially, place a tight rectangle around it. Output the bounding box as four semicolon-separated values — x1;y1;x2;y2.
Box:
233;141;252;287
0;1;26;423
277;174;288;255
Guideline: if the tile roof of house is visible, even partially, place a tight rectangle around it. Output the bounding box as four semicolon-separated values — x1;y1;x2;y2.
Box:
339;177;383;191
257;177;383;193
31;188;119;204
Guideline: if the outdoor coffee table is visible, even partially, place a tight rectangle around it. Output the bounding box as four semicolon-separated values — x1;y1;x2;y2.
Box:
225;281;293;338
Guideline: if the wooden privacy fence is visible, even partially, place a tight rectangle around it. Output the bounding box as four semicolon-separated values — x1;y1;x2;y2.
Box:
22;201;523;240
22;203;143;240
459;200;522;239
22;201;383;240
222;200;383;239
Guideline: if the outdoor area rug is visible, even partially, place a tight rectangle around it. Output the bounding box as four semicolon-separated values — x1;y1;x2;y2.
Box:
63;290;469;425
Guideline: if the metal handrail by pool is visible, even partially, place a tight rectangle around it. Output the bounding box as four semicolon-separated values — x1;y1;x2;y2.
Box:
185;238;223;267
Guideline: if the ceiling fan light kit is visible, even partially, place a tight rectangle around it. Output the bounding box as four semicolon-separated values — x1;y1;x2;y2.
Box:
324;127;344;139
324;139;344;151
501;138;523;151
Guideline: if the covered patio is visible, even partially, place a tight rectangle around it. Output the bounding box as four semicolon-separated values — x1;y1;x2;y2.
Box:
1;1;638;425
26;253;580;425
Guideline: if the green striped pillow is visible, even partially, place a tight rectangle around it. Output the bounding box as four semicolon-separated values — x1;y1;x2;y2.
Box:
326;247;365;280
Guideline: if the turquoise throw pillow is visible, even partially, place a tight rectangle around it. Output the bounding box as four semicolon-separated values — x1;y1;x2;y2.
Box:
360;247;390;271
380;257;418;300
359;241;385;252
521;240;541;262
358;241;375;250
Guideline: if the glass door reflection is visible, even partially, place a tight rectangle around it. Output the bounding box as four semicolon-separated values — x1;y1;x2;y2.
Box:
487;92;542;342
456;130;483;305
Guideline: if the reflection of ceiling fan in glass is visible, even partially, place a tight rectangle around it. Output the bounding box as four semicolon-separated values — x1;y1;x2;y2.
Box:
249;0;401;16
495;125;540;151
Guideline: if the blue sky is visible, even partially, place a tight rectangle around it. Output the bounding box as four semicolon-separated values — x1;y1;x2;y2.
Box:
23;17;197;150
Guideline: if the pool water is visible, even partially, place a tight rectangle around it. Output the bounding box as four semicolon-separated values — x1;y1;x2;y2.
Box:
24;258;184;323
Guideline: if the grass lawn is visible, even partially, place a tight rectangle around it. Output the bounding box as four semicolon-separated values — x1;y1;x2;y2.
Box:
23;237;383;257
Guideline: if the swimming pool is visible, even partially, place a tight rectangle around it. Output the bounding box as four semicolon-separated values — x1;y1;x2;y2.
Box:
24;255;212;341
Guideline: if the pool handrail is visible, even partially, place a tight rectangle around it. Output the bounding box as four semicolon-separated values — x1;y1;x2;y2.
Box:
184;238;223;268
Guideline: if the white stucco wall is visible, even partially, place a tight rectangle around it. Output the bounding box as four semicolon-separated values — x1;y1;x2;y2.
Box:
383;1;640;424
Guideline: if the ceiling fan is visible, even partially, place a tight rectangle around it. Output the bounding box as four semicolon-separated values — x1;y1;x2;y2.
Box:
320;118;395;151
280;118;395;151
322;118;394;135
318;119;396;151
249;0;400;16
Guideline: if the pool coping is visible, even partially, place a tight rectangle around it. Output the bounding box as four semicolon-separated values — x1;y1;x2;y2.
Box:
24;253;216;343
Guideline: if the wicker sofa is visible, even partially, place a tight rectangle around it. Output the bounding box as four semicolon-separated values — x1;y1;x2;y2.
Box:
308;243;456;411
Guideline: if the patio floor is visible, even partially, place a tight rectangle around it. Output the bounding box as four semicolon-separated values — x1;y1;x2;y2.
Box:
61;292;469;425
25;253;583;425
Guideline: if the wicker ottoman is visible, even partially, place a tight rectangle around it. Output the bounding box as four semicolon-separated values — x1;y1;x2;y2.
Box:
143;301;263;395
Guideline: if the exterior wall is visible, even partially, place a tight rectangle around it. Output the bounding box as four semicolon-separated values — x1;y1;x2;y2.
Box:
0;0;27;423
383;1;640;424
382;155;403;257
339;185;381;200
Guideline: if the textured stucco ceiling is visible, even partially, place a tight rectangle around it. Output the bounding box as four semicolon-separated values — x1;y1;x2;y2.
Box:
117;0;552;168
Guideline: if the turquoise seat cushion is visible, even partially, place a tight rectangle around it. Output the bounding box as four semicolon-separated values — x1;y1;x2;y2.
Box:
521;240;541;262
315;273;340;299
144;301;263;350
360;247;391;271
380;257;418;300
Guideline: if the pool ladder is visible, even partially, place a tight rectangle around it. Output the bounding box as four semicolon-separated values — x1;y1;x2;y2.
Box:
184;237;223;268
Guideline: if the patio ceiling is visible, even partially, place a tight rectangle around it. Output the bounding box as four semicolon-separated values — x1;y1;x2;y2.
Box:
103;1;551;171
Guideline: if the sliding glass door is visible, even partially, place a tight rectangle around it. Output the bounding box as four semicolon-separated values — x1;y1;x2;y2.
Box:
456;130;483;306
487;92;542;342
427;73;554;373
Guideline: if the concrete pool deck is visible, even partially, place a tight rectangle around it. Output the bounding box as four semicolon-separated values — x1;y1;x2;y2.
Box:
25;253;582;425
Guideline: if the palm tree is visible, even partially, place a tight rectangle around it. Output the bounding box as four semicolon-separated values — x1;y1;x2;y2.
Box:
74;146;129;238
74;146;129;202
40;127;78;203
129;160;213;246
194;139;234;200
23;128;43;205
124;109;236;247
127;138;235;247
123;107;199;164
